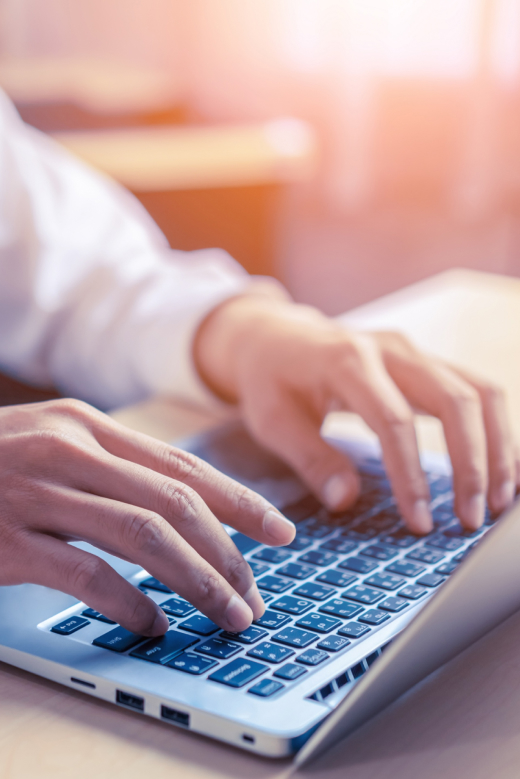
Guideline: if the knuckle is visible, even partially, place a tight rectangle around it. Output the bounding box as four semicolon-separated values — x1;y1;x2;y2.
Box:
480;381;506;407
225;554;253;591
125;596;157;633
51;397;92;418
446;385;481;413
124;510;166;555
196;571;221;604
380;406;415;434
67;556;106;596
161;482;201;524
166;448;202;481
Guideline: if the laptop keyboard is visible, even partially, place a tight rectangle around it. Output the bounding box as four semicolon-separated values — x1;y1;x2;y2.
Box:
46;458;493;700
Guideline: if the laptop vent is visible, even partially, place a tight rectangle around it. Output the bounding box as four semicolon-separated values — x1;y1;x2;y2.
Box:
308;641;391;703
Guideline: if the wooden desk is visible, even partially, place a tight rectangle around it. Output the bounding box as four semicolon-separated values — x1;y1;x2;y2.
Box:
2;269;520;779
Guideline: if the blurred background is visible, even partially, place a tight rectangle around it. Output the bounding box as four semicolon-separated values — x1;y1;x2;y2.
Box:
2;0;520;315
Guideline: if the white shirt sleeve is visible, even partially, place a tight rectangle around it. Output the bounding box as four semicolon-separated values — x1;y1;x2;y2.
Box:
0;89;253;411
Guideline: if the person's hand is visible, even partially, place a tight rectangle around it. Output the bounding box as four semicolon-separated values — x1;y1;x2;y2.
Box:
195;293;520;534
0;399;295;635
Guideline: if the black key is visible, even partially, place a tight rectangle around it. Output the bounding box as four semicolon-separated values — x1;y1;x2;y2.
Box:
383;530;420;548
167;652;218;675
93;626;143;653
319;538;358;555
249;562;270;577
231;532;261;555
130;630;198;663
297;648;329;666
285;535;313;551
254;610;292;629
248;679;285;697
406;547;445;565
435;561;459;575
276;563;316;580
364;572;406;591
378;596;409;613
209;658;267;688
273;663;307;681
178;615;220;636
220;626;268;644
195;638;241;659
51;616;90;636
318;599;363;619
296;613;341;633
316;569;357;588
298;550;338;567
253;547;292;564
81;609;116;625
360;545;398;561
425;535;465;551
293;582;335;601
317;635;351;652
398;584;427;600
160;598;196;618
257;575;293;593
417;573;445;588
337;622;371;639
358;610;390;626
272;627;317;648
139;577;172;593
385;560;426;578
339;556;378;574
342;585;384;605
270;596;313;615
247;641;294;663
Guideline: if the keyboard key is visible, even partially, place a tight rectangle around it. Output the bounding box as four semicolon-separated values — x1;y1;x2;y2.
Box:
139;577;172;593
167;652;218;675
209;658;267;688
358;610;390;626
285;535;313;551
248;679;285;697
160;598;196;618
254;610;292;629
416;573;445;588
339;556;378;574
93;626;143;653
195;638;241;659
272;627;317;648
276;563;316;580
316;569;357;587
338;622;371;639
406;547;445;565
51;616;90;636
398;584;427;600
81;609;116;625
298;550;338;567
253;547;292;564
318;599;363;619
247;641;294;663
298;518;335;538
317;635;351;652
220;626;268;644
342;585;384;605
293;583;335;601
435;561;459;576
130;630;198;663
270;596;313;615
360;545;398;561
443;522;484;538
385;560;426;578
273;663;307;681
249;562;269;577
297;648;329;666
383;530;420;548
364;572;406;591
257;575;293;593
178;615;220;636
378;596;409;613
296;613;342;633
261;593;273;603
425;535;465;551
319;538;358;555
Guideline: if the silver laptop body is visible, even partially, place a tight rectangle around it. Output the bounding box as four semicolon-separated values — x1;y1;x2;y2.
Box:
0;421;518;764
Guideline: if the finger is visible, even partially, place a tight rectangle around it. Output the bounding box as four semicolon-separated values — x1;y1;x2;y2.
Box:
21;533;169;636
245;394;361;513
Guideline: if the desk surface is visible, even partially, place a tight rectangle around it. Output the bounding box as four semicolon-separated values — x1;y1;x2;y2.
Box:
2;268;520;779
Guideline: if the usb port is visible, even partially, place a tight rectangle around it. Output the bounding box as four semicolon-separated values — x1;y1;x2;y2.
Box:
116;690;144;711
161;705;190;727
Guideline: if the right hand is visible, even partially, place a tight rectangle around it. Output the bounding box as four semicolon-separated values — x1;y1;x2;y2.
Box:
0;399;295;636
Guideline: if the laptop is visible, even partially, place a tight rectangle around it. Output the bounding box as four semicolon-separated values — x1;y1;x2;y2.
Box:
1;419;519;767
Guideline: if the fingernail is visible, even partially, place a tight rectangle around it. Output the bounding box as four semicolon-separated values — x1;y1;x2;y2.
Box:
225;594;253;633
411;499;433;534
243;582;265;620
492;481;515;512
263;509;296;544
322;473;356;511
151;608;169;636
464;493;486;529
